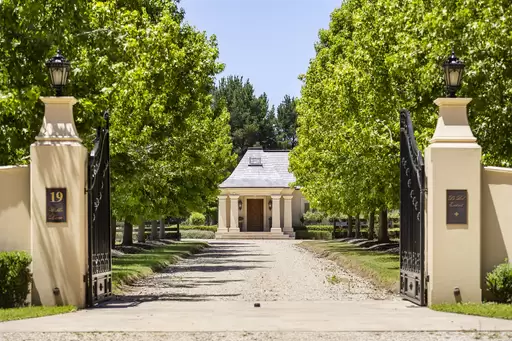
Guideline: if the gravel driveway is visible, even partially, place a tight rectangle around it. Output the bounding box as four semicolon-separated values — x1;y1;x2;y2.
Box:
3;240;512;341
121;240;395;302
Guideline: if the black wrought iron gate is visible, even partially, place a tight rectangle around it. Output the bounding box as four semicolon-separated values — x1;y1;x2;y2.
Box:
87;112;113;306
399;109;426;306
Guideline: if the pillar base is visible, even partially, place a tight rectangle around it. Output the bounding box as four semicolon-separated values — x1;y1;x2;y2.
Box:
217;227;228;233
283;226;293;234
270;228;282;234
229;227;240;233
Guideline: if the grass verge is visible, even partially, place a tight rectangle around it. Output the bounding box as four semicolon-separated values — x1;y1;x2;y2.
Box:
432;302;512;320
0;305;76;322
0;241;207;322
112;240;208;292
299;240;399;292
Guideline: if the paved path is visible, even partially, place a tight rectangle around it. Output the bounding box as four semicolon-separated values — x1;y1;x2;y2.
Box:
2;240;512;341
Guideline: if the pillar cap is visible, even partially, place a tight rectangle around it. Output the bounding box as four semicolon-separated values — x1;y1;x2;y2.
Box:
40;96;78;106
37;96;81;142
430;97;477;144
434;97;472;108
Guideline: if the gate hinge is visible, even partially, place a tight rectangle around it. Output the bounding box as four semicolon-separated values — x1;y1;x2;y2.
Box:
426;275;430;283
83;273;88;283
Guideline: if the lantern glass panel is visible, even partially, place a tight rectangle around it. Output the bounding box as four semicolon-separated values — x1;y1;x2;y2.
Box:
50;66;68;86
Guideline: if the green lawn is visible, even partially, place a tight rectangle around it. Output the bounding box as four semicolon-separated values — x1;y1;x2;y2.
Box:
299;240;400;292
432;302;512;320
112;241;208;291
0;305;76;322
0;241;208;322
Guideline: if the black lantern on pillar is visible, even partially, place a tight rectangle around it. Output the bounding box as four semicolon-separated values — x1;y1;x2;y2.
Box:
238;199;242;210
45;49;71;96
442;48;465;98
268;199;272;211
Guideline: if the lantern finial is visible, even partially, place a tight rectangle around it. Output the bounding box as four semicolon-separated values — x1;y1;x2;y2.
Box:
442;48;465;98
45;49;71;96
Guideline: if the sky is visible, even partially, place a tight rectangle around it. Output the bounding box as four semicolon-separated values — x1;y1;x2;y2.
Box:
180;0;342;108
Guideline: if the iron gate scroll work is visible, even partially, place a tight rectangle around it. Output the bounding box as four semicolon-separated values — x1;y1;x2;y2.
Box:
399;109;426;306
87;112;113;306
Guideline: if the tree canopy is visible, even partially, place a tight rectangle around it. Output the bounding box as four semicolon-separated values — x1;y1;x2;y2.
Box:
212;75;300;160
290;0;512;216
0;0;236;225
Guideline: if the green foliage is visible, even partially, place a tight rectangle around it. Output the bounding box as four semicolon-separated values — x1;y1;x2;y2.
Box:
186;212;206;226
0;1;236;242
0;306;76;322
302;211;326;225
290;0;512;221
295;230;332;240
212;75;277;160
486;261;512;303
276;95;298;149
0;251;32;308
179;225;218;232
328;213;348;222
304;225;333;232
431;302;512;320
180;229;215;239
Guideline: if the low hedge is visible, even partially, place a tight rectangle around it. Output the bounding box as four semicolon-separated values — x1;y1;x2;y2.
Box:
295;230;332;240
303;225;333;232
179;225;217;232
181;229;216;239
0;251;32;308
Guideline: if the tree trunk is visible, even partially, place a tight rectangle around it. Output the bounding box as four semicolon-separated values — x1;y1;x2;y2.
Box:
151;220;158;240
137;219;145;243
111;216;117;248
347;215;353;238
378;209;390;243
368;211;375;240
355;214;360;238
122;221;133;246
159;218;166;239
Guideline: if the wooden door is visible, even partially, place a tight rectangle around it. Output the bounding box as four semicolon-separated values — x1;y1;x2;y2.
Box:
246;199;264;232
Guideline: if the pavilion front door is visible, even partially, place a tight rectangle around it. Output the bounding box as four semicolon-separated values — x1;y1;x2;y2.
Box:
247;199;264;232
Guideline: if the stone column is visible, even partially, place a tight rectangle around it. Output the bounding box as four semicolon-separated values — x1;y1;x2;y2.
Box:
283;195;294;236
271;194;282;233
229;195;240;233
30;96;88;308
425;97;482;306
217;195;228;233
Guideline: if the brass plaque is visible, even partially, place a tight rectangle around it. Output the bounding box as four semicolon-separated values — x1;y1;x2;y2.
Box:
46;188;67;223
447;190;467;224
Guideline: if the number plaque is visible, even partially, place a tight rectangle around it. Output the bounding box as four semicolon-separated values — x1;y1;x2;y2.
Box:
446;189;467;224
46;188;67;223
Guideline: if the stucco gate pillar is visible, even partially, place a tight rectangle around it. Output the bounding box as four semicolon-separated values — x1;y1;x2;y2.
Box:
30;97;88;308
283;195;294;236
270;195;282;233
217;195;228;233
229;194;240;232
425;97;482;305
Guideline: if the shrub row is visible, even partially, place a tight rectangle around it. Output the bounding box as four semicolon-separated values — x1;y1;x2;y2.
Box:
180;229;216;239
179;225;217;232
295;230;332;240
300;225;333;232
0;251;32;308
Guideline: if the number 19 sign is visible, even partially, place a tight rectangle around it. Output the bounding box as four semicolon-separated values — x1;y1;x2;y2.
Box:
46;188;67;223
